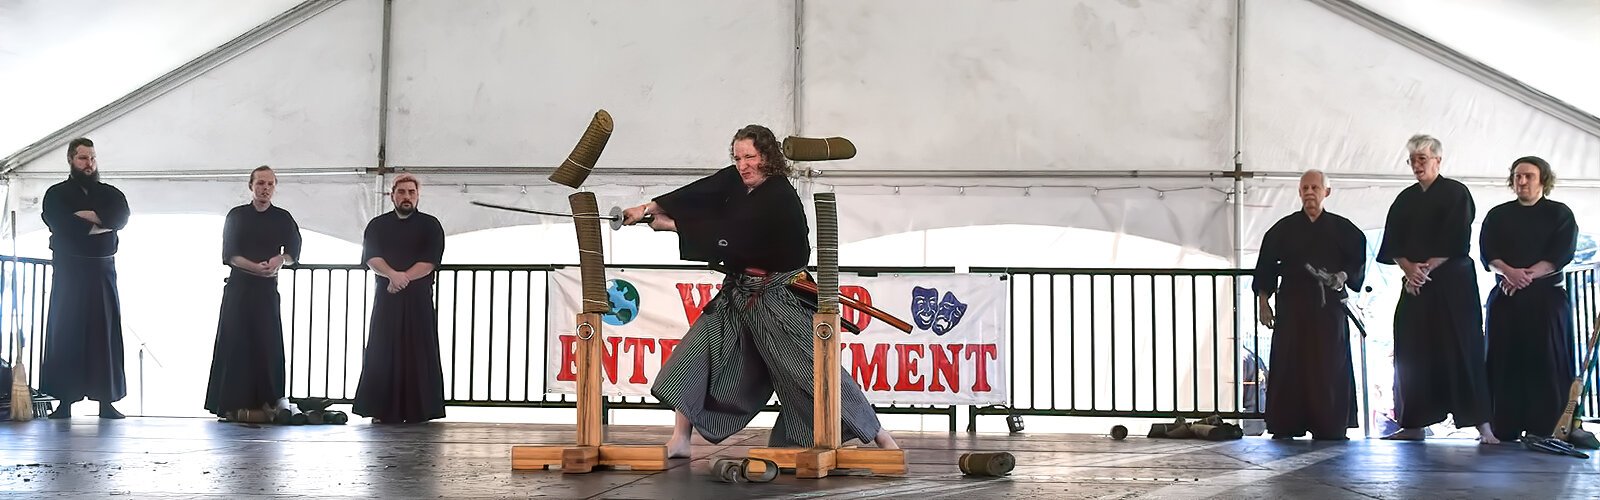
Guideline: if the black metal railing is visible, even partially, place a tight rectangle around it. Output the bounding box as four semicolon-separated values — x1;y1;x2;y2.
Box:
967;268;1264;427
0;256;54;391
1567;264;1600;420
5;254;1598;432
278;263;965;427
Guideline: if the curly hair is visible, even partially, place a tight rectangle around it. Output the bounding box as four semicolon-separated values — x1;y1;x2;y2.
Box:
730;124;790;177
1508;156;1556;196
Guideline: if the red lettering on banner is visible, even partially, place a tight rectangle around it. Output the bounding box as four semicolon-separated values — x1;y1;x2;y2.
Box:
602;336;623;384
846;343;893;391
676;283;721;324
893;344;926;391
928;344;963;392
839;285;872;330
557;334;577;381
659;338;681;363
558;337;999;395
965;343;999;392
624;337;656;384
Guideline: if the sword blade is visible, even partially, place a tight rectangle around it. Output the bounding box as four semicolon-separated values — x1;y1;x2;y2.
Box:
471;200;619;221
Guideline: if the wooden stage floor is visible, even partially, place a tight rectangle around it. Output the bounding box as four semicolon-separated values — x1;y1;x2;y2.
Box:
2;417;1598;499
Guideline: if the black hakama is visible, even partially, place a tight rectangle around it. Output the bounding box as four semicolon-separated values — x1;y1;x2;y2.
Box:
203;204;302;416
1480;198;1579;440
1253;211;1367;439
647;166;885;446
353;211;447;423
38;177;130;403
1378;177;1490;429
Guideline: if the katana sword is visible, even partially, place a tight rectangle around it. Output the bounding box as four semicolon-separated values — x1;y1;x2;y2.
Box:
1305;263;1367;337
471;200;652;230
706;263;915;334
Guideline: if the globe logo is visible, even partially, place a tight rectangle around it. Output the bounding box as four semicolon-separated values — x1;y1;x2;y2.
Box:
602;278;641;326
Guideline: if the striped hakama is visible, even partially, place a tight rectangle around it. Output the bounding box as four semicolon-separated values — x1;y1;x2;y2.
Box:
651;269;883;447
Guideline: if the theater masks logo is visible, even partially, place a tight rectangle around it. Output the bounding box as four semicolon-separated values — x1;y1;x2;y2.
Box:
910;286;968;336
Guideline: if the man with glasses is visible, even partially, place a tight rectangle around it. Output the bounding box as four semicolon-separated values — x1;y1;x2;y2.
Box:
1376;134;1496;443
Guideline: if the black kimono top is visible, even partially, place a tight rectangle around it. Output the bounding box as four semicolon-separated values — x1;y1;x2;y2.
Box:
1377;177;1475;265
1479;197;1578;286
41;178;131;258
221;204;303;279
1253;210;1368;299
652;166;810;272
361;211;446;289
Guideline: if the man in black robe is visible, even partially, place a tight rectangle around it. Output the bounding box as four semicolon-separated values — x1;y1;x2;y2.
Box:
353;174;446;423
204;166;303;419
1254;169;1367;440
622;124;895;458
1377;134;1496;442
39;137;131;419
1480;156;1578;442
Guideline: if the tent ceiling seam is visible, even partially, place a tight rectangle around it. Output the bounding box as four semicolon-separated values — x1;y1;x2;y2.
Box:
0;0;346;176
1309;0;1600;137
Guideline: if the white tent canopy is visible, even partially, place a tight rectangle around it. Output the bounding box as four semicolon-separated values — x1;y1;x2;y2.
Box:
3;0;1597;263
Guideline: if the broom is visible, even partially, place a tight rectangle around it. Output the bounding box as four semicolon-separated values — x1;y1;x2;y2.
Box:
9;210;33;421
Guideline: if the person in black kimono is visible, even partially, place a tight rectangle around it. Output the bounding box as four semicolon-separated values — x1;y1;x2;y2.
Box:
40;137;131;419
353;174;446;423
1480;156;1578;442
1254;170;1367;440
621;125;896;458
1377;134;1496;442
204;166;303;419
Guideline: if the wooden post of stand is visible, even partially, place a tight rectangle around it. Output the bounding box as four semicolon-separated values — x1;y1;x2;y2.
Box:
748;192;905;478
794;312;843;478
511;316;668;473
749;308;907;477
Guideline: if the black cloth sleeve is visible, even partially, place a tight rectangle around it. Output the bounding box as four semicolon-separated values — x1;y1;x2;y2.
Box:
1544;204;1578;270
422;216;445;265
1375;197;1403;266
361;216;381;264
1340;217;1368;291
41;185;91;236
1478;207;1505;271
93;184;131;230
221;208;242;265
653;166;738;220
1437;182;1475;259
284;211;304;262
1252;221;1282;297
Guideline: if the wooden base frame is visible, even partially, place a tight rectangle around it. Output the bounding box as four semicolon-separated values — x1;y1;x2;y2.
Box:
511;313;668;473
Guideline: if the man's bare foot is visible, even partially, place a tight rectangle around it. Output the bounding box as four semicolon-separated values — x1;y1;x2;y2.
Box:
1477;423;1500;444
666;436;692;459
874;430;900;450
1382;428;1425;441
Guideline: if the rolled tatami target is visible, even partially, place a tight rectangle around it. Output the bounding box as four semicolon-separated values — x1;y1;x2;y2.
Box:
568;192;609;313
813;192;839;315
548;110;614;189
782;136;856;162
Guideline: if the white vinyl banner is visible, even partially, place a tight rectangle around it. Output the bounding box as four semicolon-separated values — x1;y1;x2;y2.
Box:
545;268;1008;405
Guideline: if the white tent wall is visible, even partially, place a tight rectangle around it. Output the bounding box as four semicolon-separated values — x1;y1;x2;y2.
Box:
1240;0;1600;251
385;0;796;168
1;0;1596;422
797;0;1236;172
0;0;303;156
1242;0;1600;178
1357;0;1600;115
7;0;1596;259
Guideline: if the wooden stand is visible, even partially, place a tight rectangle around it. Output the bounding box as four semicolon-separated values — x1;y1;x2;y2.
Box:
747;311;907;478
511;313;668;473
